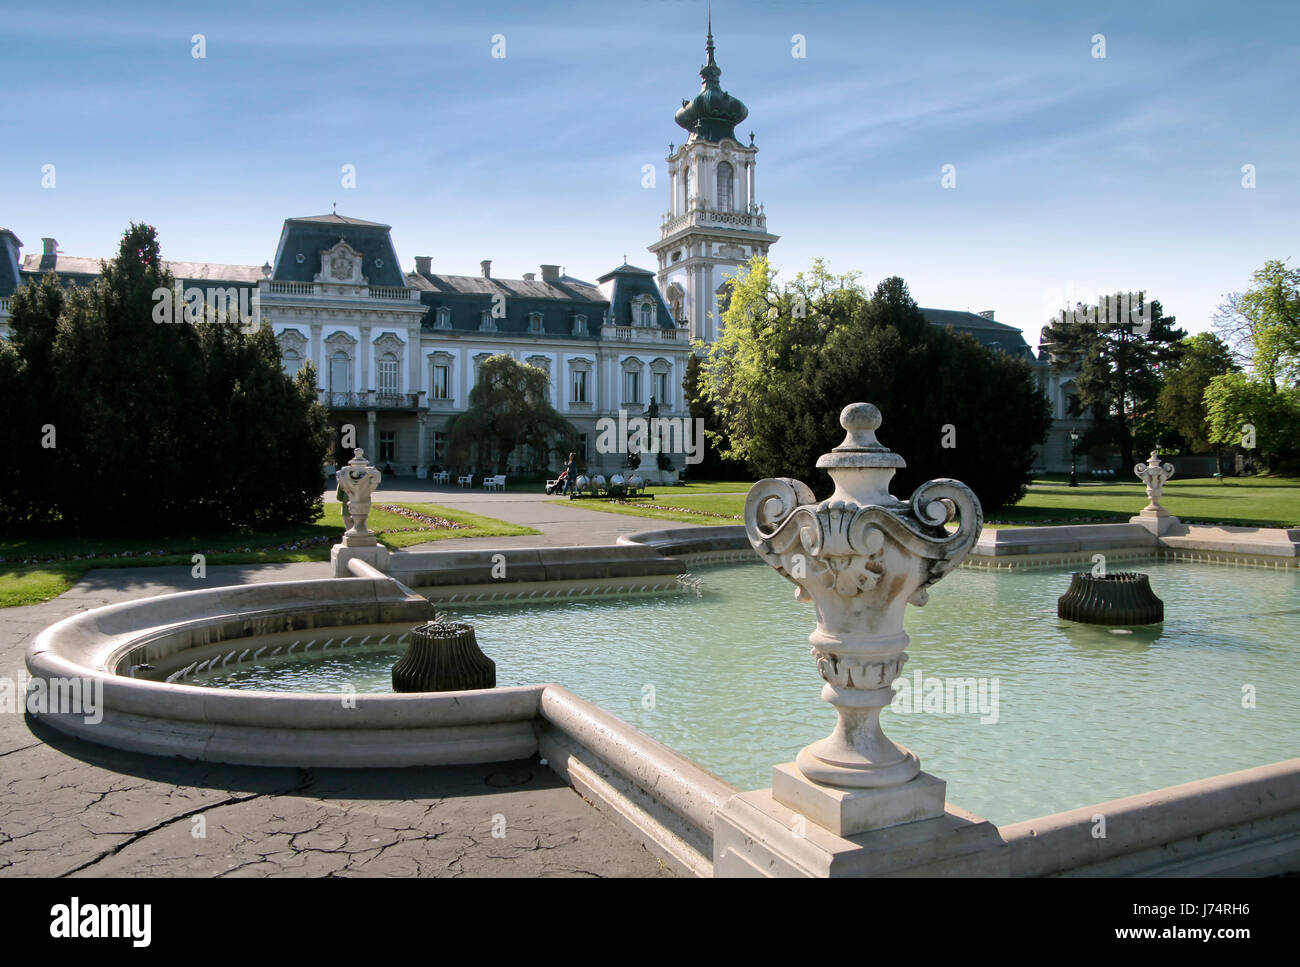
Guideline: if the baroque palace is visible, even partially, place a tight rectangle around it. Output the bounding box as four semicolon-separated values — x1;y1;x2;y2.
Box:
0;26;1086;476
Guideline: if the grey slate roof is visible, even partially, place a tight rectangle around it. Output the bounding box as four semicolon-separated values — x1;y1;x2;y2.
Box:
20;254;263;283
919;307;1034;359
0;229;22;297
271;214;405;288
410;263;676;340
596;264;676;329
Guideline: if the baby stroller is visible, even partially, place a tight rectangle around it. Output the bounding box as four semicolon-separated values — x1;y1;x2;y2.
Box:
546;469;569;495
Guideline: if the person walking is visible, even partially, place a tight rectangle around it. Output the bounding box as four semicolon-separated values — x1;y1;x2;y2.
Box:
560;451;577;494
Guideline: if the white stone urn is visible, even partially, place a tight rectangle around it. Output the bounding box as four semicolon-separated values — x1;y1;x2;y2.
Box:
745;403;983;791
1134;449;1174;512
336;449;382;547
1130;449;1178;535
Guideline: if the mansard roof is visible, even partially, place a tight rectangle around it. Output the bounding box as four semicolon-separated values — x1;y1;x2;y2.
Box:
596;263;676;329
919;307;1034;359
271;213;405;287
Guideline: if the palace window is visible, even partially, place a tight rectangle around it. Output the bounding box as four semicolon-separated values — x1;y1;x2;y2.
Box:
433;365;450;400
479;310;495;332
577;433;588;462
282;349;301;378
623;369;640;404
654;370;669;407
717;161;734;211
434;431;447;463
379;431;395;462
329;351;351;393
639;303;653;327
529;312;544;334
572;369;587;403
434;307;452;330
378;355;399;395
572;314;588;336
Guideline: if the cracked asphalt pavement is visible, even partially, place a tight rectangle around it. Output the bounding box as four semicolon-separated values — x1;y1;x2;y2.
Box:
0;564;671;878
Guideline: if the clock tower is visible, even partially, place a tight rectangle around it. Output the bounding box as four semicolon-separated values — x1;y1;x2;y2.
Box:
648;19;779;346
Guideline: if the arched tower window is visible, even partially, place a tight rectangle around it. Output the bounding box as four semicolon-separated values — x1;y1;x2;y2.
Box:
717;161;734;211
640;303;653;327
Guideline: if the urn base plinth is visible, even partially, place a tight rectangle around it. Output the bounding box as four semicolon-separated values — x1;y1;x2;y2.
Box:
1129;510;1181;536
772;762;945;836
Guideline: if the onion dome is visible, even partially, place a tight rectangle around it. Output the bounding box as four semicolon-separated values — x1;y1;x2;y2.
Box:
674;18;748;143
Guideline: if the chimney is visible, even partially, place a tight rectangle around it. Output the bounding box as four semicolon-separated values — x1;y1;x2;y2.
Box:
977;310;995;320
523;272;535;281
480;260;492;279
540;264;560;282
42;237;57;256
39;237;58;271
414;256;431;276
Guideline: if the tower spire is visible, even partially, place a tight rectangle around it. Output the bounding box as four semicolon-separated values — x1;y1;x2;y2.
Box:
706;6;715;67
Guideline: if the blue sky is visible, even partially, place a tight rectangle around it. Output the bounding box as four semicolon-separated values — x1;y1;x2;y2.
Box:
3;0;1297;343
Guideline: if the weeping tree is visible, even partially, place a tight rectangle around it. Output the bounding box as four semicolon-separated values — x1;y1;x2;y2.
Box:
446;354;576;474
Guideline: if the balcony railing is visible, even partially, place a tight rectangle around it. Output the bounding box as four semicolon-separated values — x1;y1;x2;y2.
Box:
604;325;684;343
322;391;422;410
0;297;10;314
660;207;767;237
264;281;419;302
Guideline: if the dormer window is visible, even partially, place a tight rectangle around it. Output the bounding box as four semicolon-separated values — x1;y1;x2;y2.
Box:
479;310;495;332
434;307;452;330
572;314;588;336
528;312;544;334
639;303;653;327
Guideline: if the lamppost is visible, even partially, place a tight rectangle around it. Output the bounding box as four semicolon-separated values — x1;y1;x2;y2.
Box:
1069;430;1080;487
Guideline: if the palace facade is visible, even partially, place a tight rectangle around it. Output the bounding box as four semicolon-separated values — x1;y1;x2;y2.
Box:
0;25;1088;476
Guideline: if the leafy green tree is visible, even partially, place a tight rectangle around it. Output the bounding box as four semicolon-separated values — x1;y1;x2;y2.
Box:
1203;372;1300;472
2;222;332;533
1039;292;1185;467
1212;259;1300;389
700;258;1051;511
681;349;747;479
1155;333;1239;453
446;353;575;474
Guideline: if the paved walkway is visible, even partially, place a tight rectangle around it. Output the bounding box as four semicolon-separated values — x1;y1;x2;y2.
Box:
0;490;704;877
342;480;717;550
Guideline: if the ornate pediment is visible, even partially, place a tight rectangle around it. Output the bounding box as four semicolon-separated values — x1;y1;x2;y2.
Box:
277;327;308;354
373;331;406;356
314;237;368;286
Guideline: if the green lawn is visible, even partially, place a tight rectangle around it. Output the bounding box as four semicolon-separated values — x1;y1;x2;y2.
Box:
553;476;1300;529
1010;476;1300;527
551;494;747;525
0;503;537;608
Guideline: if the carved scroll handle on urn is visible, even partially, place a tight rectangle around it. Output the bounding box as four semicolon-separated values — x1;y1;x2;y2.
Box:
1134;449;1175;513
